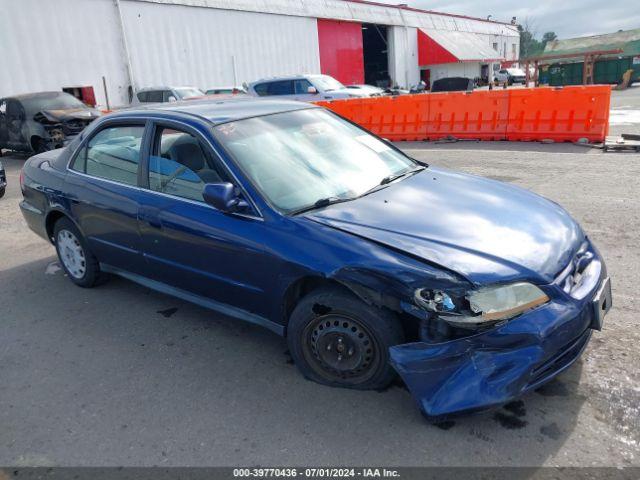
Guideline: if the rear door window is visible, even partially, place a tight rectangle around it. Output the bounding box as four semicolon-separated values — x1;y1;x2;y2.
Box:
71;125;145;186
136;92;148;102
146;91;164;103
268;81;294;96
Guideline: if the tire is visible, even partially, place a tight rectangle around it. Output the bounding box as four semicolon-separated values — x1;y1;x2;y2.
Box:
0;187;5;199
53;217;105;288
287;286;404;391
33;138;49;154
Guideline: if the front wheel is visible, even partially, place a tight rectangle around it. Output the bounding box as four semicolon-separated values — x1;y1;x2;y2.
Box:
287;287;404;390
33;138;50;154
0;186;5;199
54;217;105;287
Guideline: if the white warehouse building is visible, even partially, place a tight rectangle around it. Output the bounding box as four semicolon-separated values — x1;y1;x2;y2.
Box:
0;0;520;108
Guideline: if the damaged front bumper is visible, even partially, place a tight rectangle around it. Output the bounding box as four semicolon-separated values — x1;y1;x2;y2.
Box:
389;252;611;420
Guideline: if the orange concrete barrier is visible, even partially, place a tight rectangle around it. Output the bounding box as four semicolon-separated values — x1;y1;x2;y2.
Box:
506;86;611;142
315;85;610;143
314;98;364;120
359;94;430;141
426;90;509;141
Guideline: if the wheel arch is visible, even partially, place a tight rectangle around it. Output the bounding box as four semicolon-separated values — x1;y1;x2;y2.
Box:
45;209;83;244
30;135;44;152
280;269;410;338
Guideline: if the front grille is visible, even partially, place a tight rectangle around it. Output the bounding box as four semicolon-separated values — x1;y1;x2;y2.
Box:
62;119;91;135
555;243;601;299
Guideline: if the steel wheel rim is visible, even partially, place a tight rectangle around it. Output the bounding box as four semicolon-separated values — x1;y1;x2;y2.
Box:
302;314;380;384
57;229;86;279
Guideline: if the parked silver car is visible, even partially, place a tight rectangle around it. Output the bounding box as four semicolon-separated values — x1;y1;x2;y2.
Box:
131;86;205;105
247;74;370;101
346;84;387;96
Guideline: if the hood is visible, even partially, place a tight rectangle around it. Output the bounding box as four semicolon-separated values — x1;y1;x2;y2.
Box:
304;167;584;285
328;88;371;98
39;108;101;122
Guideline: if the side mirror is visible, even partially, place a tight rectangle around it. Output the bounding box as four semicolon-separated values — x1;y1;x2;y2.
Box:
167;96;177;103
202;182;247;213
307;86;318;94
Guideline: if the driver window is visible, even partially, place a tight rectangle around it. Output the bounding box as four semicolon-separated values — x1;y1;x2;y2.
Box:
149;126;228;202
294;79;313;94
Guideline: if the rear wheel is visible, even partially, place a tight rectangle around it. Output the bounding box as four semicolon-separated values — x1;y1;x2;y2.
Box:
53;217;104;287
287;286;404;390
0;186;5;198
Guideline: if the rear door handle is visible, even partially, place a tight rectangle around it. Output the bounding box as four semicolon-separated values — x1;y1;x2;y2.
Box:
138;207;162;229
146;217;161;229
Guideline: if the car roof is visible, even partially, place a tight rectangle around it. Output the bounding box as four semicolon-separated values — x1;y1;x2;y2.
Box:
249;74;330;85
113;97;316;125
3;91;70;101
136;86;200;92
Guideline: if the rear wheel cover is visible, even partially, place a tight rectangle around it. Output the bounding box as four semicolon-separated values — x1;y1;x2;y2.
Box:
56;229;87;279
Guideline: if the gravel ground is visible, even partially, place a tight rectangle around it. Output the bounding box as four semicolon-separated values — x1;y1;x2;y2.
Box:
0;88;639;467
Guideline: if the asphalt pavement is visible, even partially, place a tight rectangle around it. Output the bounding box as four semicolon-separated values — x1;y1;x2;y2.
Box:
0;87;639;467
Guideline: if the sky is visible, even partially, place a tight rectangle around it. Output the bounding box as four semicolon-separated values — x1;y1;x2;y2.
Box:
374;0;640;39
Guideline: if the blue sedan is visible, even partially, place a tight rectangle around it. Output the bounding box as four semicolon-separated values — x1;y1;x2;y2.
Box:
19;98;612;419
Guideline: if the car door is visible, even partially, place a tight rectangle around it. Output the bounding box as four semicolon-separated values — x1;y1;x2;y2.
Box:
5;99;28;150
0;99;7;148
292;78;323;102
136;119;275;320
65;120;148;273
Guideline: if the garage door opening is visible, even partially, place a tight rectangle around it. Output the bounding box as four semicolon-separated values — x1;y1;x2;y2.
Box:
362;24;389;87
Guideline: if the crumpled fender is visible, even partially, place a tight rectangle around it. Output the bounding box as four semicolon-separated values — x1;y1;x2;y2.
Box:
389;297;594;419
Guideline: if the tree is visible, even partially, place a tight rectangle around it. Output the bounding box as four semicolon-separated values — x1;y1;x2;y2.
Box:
518;18;543;58
518;20;557;58
541;31;558;50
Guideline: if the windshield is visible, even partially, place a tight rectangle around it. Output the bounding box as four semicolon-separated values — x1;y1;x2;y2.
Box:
213;109;417;214
22;92;86;112
311;75;346;92
175;88;205;99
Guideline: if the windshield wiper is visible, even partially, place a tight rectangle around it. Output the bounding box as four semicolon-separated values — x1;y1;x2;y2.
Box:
290;196;355;215
380;167;426;185
357;166;426;198
379;166;426;186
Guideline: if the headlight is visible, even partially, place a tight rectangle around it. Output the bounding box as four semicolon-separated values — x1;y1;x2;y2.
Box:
415;282;549;326
466;283;549;321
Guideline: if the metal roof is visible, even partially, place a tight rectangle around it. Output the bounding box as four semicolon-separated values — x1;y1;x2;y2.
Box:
542;28;640;58
419;29;504;62
130;0;520;36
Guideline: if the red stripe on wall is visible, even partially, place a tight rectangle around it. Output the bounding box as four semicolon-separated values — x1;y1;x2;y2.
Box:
317;19;365;85
417;29;459;66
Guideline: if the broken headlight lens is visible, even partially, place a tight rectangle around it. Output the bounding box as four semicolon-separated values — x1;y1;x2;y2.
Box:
463;282;549;324
415;283;549;326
